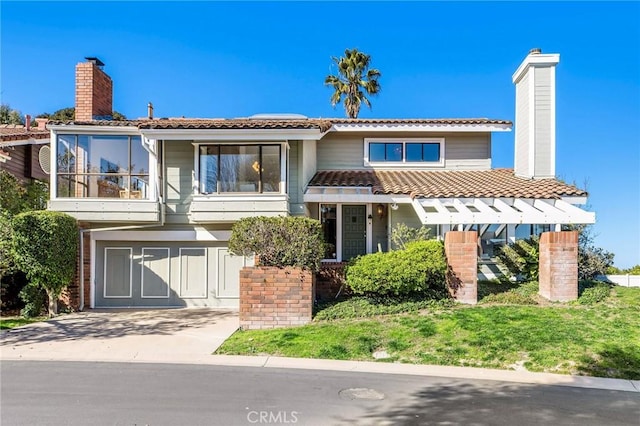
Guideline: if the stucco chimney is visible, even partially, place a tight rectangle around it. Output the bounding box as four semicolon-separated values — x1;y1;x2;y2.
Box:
75;57;113;121
512;49;560;179
35;117;48;129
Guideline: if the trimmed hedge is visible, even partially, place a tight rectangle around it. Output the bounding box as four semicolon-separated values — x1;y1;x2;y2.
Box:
346;240;447;296
11;211;78;316
229;216;325;271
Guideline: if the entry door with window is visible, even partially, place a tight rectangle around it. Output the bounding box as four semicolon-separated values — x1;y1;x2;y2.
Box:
342;205;366;261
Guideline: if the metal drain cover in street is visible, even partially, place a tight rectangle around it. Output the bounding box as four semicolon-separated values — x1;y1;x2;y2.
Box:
339;388;385;400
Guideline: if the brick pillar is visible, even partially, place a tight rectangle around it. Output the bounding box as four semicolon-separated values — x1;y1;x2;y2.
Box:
315;262;349;301
60;227;90;311
539;231;578;301
75;58;113;121
240;266;315;330
444;231;478;304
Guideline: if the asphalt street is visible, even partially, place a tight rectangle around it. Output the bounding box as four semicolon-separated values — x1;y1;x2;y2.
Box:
1;361;638;426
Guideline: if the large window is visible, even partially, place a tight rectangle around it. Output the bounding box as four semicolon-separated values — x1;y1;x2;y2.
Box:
56;135;148;199
199;144;281;194
365;138;444;165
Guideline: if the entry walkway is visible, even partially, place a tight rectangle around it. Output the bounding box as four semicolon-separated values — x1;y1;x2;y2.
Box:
0;308;239;363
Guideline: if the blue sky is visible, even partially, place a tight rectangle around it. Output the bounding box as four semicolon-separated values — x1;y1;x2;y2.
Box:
2;1;639;267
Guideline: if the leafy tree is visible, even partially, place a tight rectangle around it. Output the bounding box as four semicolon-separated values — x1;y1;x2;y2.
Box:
38;107;127;121
325;48;381;118
0;104;25;125
575;225;614;280
11;211;78;316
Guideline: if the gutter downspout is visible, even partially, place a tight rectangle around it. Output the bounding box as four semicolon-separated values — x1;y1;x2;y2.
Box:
79;228;88;311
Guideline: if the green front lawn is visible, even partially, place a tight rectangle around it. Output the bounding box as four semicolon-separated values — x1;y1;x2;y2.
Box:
0;316;45;330
218;286;640;380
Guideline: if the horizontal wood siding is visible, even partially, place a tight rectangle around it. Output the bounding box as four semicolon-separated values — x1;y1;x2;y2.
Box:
445;134;491;169
317;132;491;171
317;133;364;170
534;67;552;177
390;203;423;235
389;204;435;250
0;145;28;182
164;141;195;224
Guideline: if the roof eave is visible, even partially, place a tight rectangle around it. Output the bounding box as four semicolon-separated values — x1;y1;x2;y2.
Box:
139;128;324;141
330;123;512;133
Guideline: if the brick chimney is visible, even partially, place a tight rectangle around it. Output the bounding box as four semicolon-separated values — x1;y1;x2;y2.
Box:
75;57;113;121
512;49;560;179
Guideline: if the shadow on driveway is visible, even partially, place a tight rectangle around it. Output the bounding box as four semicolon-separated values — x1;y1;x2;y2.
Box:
0;308;237;348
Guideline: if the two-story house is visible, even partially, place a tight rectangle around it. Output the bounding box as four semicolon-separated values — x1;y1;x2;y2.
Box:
47;50;595;310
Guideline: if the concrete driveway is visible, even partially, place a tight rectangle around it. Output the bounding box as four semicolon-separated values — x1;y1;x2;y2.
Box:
0;309;239;364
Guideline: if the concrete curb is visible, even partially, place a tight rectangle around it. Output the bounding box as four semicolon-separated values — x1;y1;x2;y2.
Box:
206;355;640;393
3;352;637;393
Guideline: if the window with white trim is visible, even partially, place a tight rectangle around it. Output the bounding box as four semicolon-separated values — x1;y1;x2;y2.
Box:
365;138;444;166
198;144;281;194
56;134;149;199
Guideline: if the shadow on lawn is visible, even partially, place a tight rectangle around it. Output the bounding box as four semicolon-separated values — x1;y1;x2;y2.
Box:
0;308;236;347
334;379;640;425
577;345;640;380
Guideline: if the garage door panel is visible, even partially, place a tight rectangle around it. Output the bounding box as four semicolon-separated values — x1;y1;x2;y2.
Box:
141;248;170;298
104;248;132;298
217;249;245;298
179;248;208;298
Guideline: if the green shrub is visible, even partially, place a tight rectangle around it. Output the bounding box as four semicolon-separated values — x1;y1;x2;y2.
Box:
229;216;325;271
578;281;611;305
496;236;539;281
346;240;447;296
390;222;432;250
19;281;47;318
11;211;78;316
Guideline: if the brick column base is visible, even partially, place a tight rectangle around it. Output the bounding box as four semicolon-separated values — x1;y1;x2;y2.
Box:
539;231;578;301
316;262;349;301
240;266;314;330
444;231;478;304
59;227;90;312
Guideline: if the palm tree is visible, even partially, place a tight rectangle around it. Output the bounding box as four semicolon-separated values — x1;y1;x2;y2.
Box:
325;49;381;118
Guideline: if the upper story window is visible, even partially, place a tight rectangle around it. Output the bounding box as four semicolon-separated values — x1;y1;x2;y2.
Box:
365;138;445;167
198;144;281;194
56;135;149;199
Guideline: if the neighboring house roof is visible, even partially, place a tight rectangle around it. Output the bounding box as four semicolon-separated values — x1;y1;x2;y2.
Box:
308;169;586;199
0;125;50;143
47;117;512;133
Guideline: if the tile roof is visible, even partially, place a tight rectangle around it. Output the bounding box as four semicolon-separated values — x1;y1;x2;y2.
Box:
0;125;50;142
308;169;587;199
330;118;512;126
47;117;511;132
137;118;334;132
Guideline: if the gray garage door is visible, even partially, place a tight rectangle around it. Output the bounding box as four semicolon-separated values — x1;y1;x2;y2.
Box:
95;241;250;308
